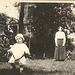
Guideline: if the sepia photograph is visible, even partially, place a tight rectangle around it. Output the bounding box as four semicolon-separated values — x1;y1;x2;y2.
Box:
0;1;75;75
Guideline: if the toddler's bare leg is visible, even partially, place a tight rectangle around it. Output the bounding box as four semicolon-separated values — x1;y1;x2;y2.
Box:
19;65;24;73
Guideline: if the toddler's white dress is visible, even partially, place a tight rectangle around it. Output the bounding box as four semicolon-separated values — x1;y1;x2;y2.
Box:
8;43;30;65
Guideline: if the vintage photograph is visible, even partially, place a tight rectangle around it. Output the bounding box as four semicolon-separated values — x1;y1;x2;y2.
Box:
0;1;75;75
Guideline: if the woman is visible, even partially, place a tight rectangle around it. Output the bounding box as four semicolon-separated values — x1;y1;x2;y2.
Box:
54;26;66;61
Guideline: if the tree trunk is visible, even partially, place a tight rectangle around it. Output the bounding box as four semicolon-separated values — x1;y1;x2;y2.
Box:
19;3;24;33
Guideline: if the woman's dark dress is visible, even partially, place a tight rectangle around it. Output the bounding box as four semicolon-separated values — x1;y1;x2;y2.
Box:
54;39;66;61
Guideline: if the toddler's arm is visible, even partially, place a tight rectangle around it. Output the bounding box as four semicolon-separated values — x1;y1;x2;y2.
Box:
24;45;30;55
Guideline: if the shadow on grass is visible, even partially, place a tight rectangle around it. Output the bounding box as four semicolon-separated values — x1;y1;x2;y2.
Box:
0;69;20;75
0;67;75;75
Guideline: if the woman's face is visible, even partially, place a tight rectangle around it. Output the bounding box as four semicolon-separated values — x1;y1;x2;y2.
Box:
58;27;62;31
16;37;23;43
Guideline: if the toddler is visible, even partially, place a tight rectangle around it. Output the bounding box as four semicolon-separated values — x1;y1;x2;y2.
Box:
8;33;30;73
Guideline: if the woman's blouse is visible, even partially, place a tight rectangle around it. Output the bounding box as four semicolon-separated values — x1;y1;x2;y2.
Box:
55;31;66;46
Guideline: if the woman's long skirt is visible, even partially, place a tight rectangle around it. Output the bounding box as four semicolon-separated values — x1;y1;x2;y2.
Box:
54;39;66;61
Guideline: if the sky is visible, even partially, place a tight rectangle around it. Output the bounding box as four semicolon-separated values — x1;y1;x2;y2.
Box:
0;0;75;19
0;0;19;19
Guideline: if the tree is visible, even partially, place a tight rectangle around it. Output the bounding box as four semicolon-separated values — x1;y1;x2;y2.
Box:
19;3;25;33
28;3;74;58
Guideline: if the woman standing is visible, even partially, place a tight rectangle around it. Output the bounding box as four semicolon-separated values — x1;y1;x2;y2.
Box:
54;26;66;61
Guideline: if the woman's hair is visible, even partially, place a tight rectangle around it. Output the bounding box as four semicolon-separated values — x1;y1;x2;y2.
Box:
58;26;63;30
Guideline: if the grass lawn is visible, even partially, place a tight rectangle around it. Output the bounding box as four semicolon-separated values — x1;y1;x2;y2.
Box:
0;59;75;74
26;59;75;72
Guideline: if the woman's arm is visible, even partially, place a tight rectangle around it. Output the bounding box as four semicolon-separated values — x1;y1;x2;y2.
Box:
55;32;58;46
62;32;66;46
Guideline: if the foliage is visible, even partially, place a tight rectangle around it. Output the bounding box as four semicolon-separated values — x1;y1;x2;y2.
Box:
28;3;74;58
0;13;16;61
0;3;75;60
